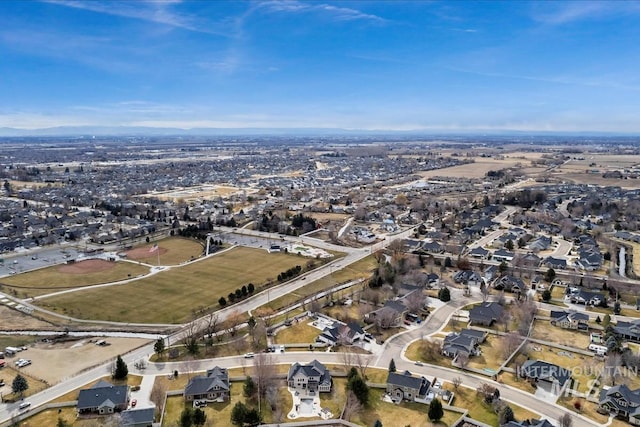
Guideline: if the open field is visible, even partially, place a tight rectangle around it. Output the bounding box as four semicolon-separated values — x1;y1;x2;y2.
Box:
0;305;60;331
273;321;320;345
1;260;149;298
124;237;205;265
150;184;243;202
36;247;311;324
263;255;375;311
418;153;547;179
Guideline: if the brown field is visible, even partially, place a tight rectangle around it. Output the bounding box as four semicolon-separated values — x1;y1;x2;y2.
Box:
124;237;205;265
1;260;149;298
419;154;547;179
150;184;243;202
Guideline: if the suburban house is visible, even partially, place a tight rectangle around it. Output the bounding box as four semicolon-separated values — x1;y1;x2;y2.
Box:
77;380;130;415
369;300;408;328
599;384;640;424
483;265;499;282
386;370;431;402
521;253;542;268
519;360;571;392
493;275;525;293
543;256;567;270
549;310;589;330
614;319;640;342
453;270;483;286
184;366;230;402
317;321;366;346
493;248;515;262
571;289;605;306
120;407;155;427
426;273;440;287
469;302;504;326
469;246;489;259
421;241;444;253
287;360;332;394
576;249;603;271
442;329;486;358
528;235;553;251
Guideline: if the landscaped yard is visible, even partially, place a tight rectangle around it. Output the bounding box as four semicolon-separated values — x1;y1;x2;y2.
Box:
466;335;507;372
274;320;321;345
35;247;310;323
444;383;538;425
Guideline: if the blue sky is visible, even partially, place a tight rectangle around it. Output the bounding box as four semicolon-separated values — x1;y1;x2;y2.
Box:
1;0;640;132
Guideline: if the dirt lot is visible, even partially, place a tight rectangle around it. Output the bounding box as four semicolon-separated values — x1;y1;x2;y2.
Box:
0;305;57;330
2;337;151;384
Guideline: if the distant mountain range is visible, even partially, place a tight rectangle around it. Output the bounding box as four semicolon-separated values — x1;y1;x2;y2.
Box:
0;125;636;138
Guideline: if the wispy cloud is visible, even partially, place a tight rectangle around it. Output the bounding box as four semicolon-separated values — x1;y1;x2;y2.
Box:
532;1;640;25
44;0;234;36
447;66;640;92
255;0;388;23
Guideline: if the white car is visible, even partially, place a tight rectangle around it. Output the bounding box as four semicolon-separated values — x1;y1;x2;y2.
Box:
17;359;31;368
243;352;254;359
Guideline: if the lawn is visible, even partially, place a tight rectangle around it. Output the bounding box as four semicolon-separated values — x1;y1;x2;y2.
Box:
35;247;309;324
274;321;321;345
162;378;289;426
263;255;375;311
530;320;590;350
466;335;507;372
1;261;149;298
444;383;538;425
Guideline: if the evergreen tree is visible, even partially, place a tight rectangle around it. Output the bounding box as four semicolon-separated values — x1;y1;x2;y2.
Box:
231;402;248;426
12;374;28;397
193;408;207;426
541;289;552;302
428;397;444;421
500;405;515;424
180;407;194;427
244;408;262;426
113;355;128;380
374;420;383;427
347;374;370;405
248;283;255;294
438;287;451;302
243;376;256;398
154;338;165;358
388;358;396;373
56;419;71;427
219;296;227;306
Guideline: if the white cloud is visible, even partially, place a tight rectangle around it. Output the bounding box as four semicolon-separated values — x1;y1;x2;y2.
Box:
532;1;640;25
255;0;387;23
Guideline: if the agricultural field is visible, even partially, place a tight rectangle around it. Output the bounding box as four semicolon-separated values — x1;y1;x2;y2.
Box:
35;247;310;324
418;152;547;179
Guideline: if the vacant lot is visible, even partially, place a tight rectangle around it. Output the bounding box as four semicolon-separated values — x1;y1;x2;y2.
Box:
1;337;150;385
530;320;590;349
274;320;320;345
1;260;149;298
419;153;547;179
36;247;310;324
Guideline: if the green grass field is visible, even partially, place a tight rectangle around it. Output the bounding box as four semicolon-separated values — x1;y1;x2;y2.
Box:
35;247;312;324
0;262;150;298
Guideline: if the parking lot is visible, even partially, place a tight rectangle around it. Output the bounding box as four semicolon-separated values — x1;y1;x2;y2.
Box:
0;246;82;279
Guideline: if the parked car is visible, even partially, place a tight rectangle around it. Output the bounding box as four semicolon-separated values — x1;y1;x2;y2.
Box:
244;352;255;359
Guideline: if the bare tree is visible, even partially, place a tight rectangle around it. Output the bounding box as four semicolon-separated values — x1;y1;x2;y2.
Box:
500;332;523;359
342;390;363;421
255;307;276;328
604;353;623;386
205;312;220;341
452;377;462;390
182;321;200;355
419;339;443;362
149;380;168;414
375;308;397;329
404;290;427;314
558;413;573;427
456;352;470;370
224;310;243;337
253;353;276;399
354;353;373;379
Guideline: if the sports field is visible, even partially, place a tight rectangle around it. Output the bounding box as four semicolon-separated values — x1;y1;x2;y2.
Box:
0;260;150;298
35;246;310;324
125;237;205;265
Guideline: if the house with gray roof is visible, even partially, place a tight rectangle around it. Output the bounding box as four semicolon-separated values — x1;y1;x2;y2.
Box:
493;275;525;293
120;407;155;427
317;322;365;346
528;236;552;252
386;370;431;403
493;248;515;262
287;360;332;395
469;302;504;326
184;366;229;402
469;246;489;259
599;384;640;423
543;256;567;270
504;419;556;427
442;329;486;358
550;310;589;330
77;379;130;415
614;319;640;343
519;360;571;391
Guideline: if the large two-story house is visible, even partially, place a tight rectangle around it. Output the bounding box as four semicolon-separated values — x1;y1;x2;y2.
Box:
469;302;504;326
386;370;431;403
549;310;589;330
184;366;230;402
442;329;486;358
599;384;640;424
287;360;332;395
